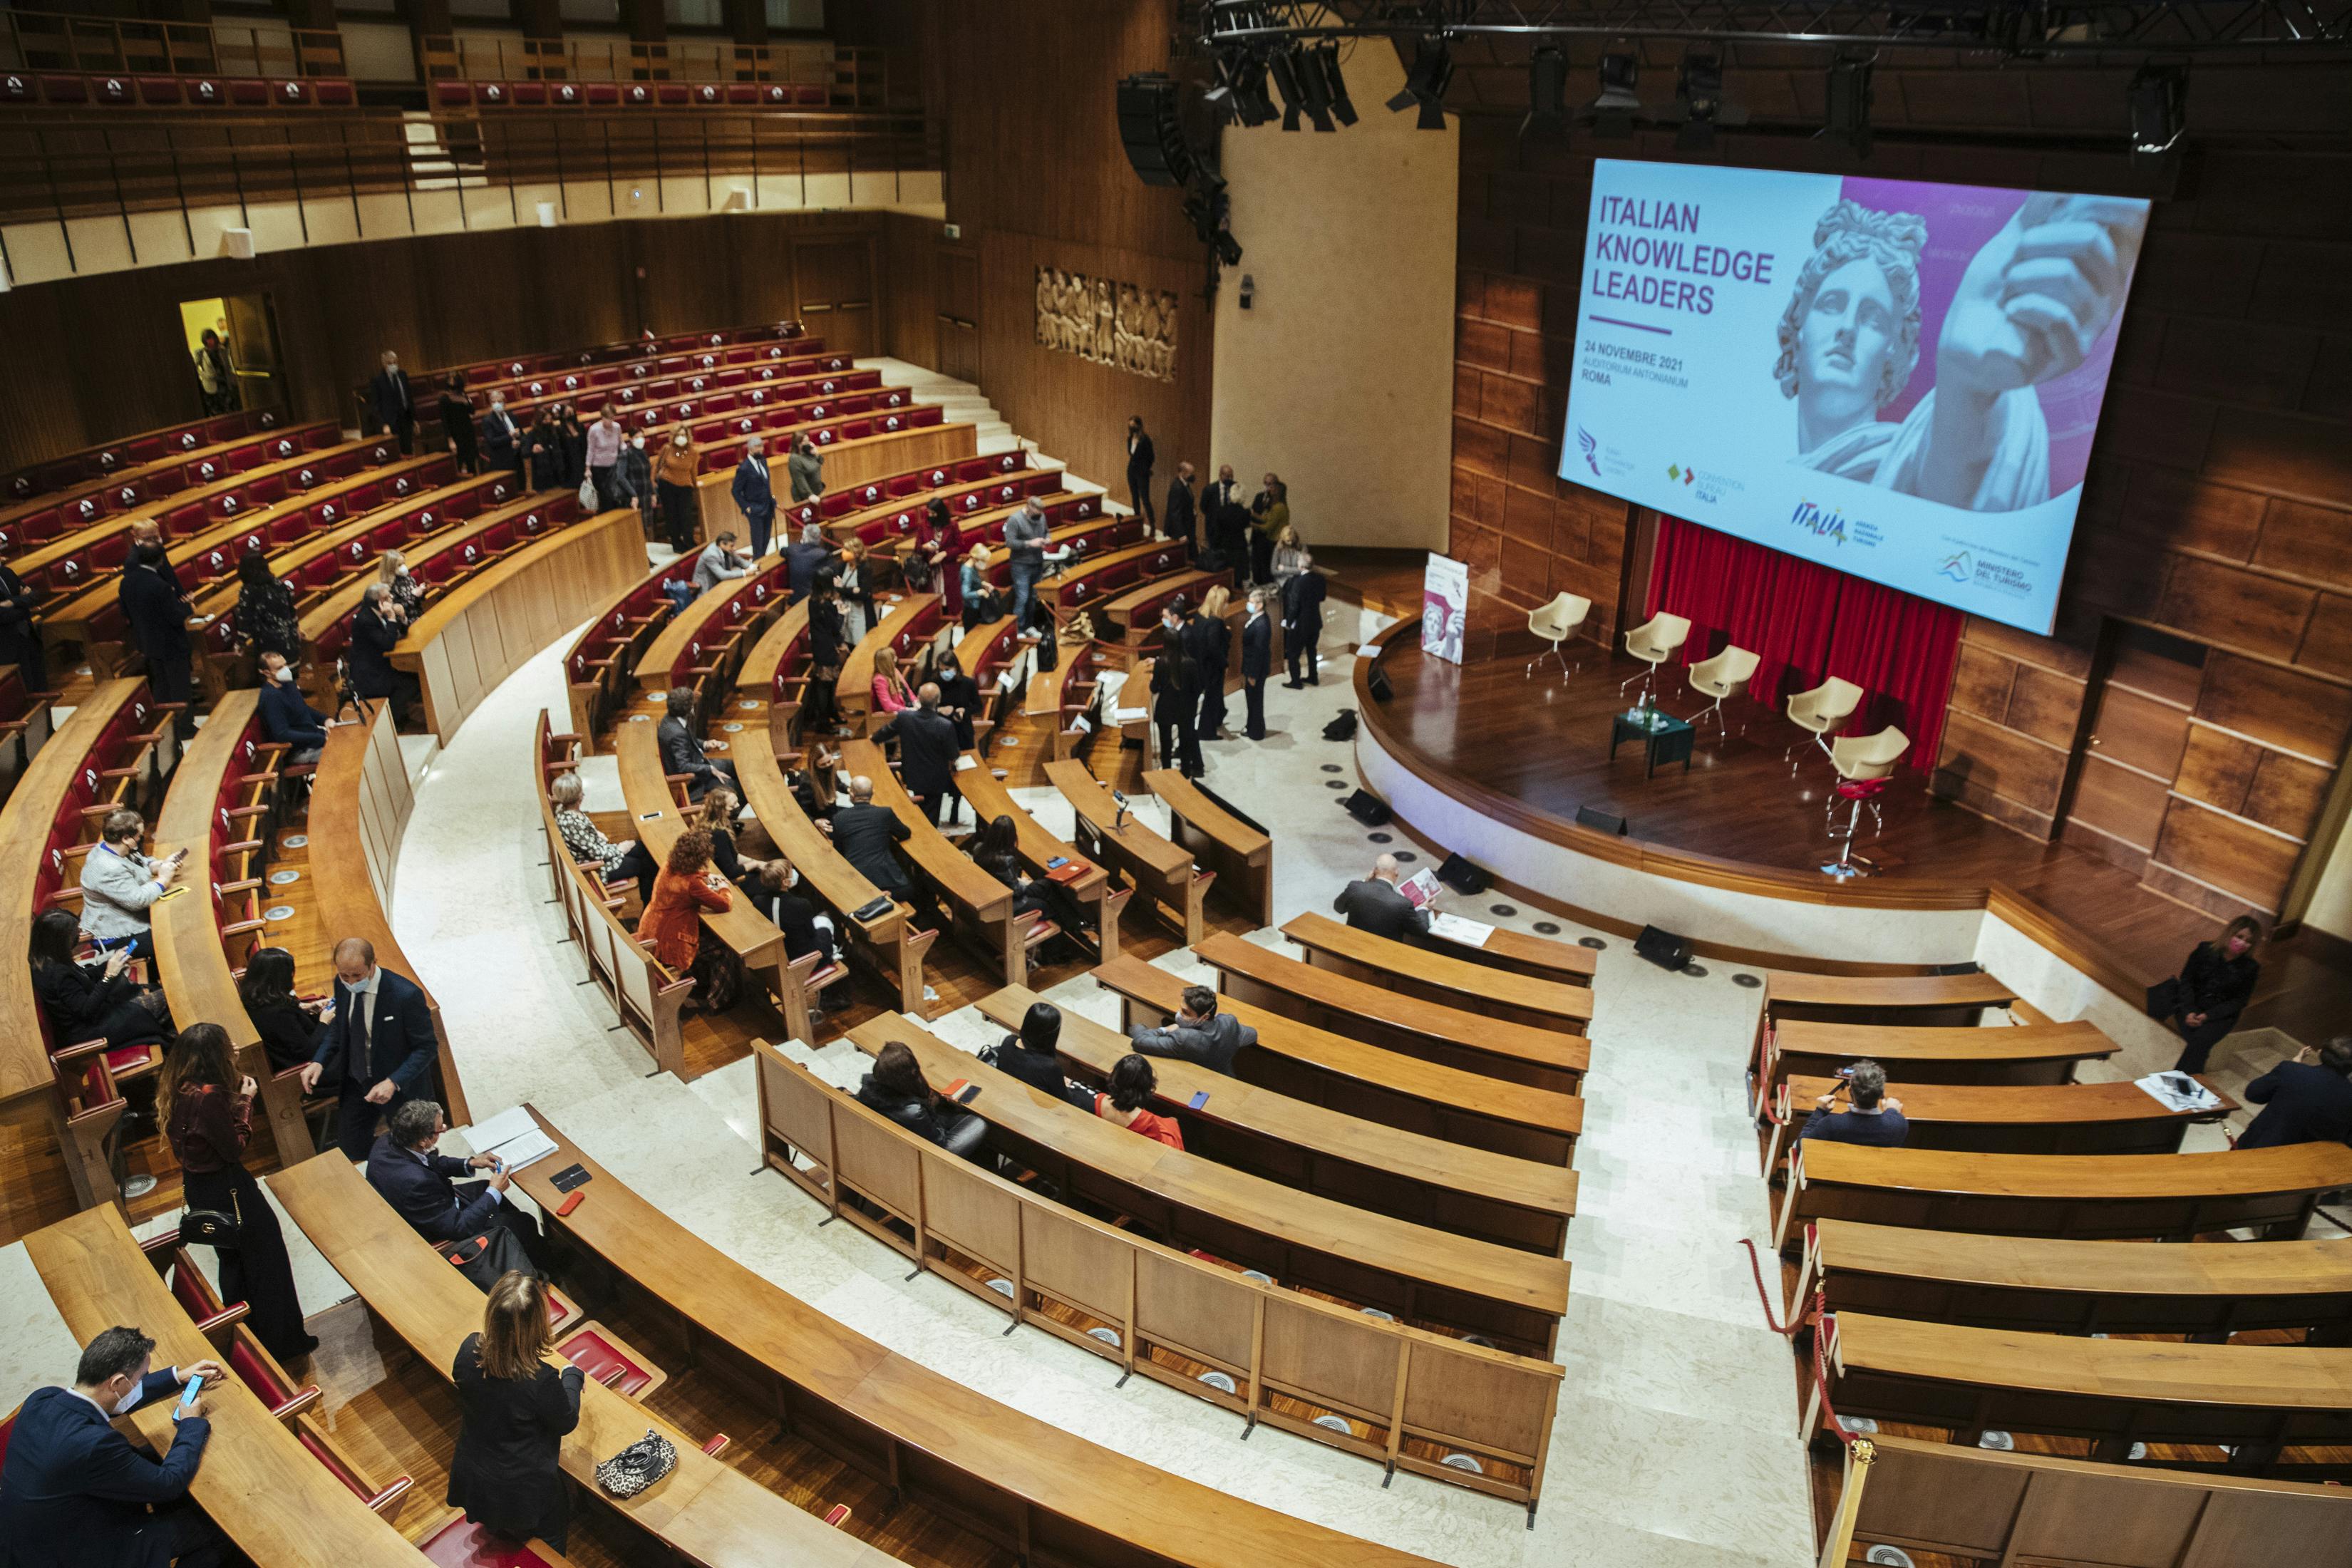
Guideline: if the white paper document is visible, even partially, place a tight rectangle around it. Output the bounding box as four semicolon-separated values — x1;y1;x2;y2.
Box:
463;1106;560;1172
2134;1072;2223;1114
1429;912;1495;948
1397;868;1443;909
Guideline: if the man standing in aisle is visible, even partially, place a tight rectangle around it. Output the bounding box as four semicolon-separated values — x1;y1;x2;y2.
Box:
1125;415;1156;528
586;407;624;511
1005;497;1051;631
1240;587;1273;740
733;435;778;557
298;937;440;1160
1162;460;1198;556
369;350;416;455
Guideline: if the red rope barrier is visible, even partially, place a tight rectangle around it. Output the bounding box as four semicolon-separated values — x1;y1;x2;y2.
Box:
1812;1312;1858;1450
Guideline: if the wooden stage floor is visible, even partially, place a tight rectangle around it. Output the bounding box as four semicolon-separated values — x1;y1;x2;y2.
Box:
1368;634;2352;1041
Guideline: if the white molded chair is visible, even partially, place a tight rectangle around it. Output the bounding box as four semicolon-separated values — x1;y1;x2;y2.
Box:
1821;726;1910;880
1525;592;1591;679
1618;613;1691;708
1685;644;1759;734
1785;676;1864;772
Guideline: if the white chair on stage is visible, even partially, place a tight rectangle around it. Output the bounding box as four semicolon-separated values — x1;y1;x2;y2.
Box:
1785;676;1864;773
1684;644;1759;734
1821;726;1909;880
1618;613;1690;708
1525;592;1591;679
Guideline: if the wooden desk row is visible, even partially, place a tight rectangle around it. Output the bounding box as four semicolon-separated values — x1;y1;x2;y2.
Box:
1763;1074;2235;1167
1753;966;2019;1078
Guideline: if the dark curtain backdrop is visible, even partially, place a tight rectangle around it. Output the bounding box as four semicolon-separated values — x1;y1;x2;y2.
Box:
1644;515;1961;773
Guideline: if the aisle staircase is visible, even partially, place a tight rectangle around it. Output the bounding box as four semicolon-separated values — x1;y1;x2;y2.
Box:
860;359;1120;512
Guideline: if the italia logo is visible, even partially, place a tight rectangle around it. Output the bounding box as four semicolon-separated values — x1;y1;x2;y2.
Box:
1788;498;1848;545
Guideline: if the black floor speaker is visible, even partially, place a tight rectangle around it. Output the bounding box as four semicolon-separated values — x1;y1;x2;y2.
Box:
1436;852;1488;894
1576;805;1629;835
1634;924;1693;971
1342;789;1392;826
1367;666;1393;703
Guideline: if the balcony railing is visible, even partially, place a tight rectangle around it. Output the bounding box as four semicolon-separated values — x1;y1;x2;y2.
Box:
0;9;346;81
420;36;894;105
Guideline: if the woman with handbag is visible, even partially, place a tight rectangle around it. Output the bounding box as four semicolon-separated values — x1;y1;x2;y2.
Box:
2155;914;2263;1074
449;1271;584;1551
162;1023;318;1362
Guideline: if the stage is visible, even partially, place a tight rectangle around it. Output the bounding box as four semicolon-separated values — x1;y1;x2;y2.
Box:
1346;615;2352;1047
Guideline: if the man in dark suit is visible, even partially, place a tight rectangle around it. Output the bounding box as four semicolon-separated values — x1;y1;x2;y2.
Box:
875;683;963;826
1124;416;1156;527
1203;464;1244;571
1240;587;1274;741
1162;461;1197;555
823;773;946;929
351;582;420;726
656;687;738;801
0;1326;227;1568
2236;1038;2352;1151
1180;594;1229;742
1333;855;1431;942
731;435;778;557
257;650;331;763
364;1097;547;1267
478;391;522;483
118;543;195;705
1280;562;1326;687
1127;984;1256;1076
746;856;839;972
297;935;441;1160
369;349;416;455
785;522;835;602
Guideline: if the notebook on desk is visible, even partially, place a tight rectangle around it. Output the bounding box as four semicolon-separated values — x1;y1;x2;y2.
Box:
464;1106;560;1173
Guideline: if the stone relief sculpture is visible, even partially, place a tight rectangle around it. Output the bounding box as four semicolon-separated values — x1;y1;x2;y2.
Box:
1035;266;1177;382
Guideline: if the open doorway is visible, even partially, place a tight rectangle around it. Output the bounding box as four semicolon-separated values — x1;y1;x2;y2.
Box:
176;294;286;416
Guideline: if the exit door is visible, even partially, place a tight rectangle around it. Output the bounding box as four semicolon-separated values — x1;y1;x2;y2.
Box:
935;248;979;383
2060;625;2206;878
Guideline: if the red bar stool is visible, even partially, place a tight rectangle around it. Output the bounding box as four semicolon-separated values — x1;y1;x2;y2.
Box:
1821;728;1909;880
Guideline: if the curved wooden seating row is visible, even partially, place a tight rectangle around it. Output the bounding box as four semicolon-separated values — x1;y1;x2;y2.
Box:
1768;1074;2234;1166
1816;1311;2352;1475
29;434;407;635
25;1206;421;1567
1794;1218;2352;1339
813;448;1053;543
4;404;296;506
838;736;1044;986
1095;954;1582;1166
735;597;813;748
836;592;943;734
634;550;791;698
735;728;933;1018
1038;534;1190;618
1833;1433;2352;1568
1758;966;2018;1054
0;662;61;807
954;758;1126;961
1144;768;1272;928
309;703;470;1123
484;370;886;477
1197;932;1589;1096
1100;567;1222;647
1772;1140;2352;1251
1755;1017;2118;1118
1043;759;1211;945
975;985;1576;1256
0;677;178;1212
150;688;313;1165
0;418;336;554
269;1152;887;1568
850;1016;1570;1356
409;323;821;408
1019;634;1098;762
561;559;676;748
757;1049;1561;1520
614;718;790;1006
1281;911;1594;1033
948;614;1019;750
537;717;692;1075
682;408;971;544
1420;919;1599;986
467;361;877;435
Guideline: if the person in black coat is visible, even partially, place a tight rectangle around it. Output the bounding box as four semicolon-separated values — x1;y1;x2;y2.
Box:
1162;461;1197;555
525;413;562;492
1204;465;1247;576
746;857;839;971
2160;915;2262;1073
1125;416;1156;527
366;1097;547;1266
438;371;479;475
2234;1038;2352;1151
966;813;1088;951
1181;589;1230;741
785;522;834;598
1280;563;1326;687
1240;587;1274;741
555;404;587;492
932;652;985;753
120;542;195;704
0;559;43;681
825;775;949;932
257;651;330;763
1127;984;1256;1076
986;1000;1093;1110
874;685;962;826
0;1326;226;1568
1150;603;1203;780
855;1040;988;1162
656;688;739;801
803;582;847;733
479;392;523;483
1333;855;1433;942
29;908;170;1052
368;350;416;455
349;583;420;726
237;946;321;1072
298;937;441;1160
448;1272;584;1550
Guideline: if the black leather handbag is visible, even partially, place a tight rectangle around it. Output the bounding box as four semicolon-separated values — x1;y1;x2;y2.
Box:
179;1190;241;1250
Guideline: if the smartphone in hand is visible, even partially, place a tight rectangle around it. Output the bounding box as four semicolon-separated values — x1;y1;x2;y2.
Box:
174;1373;204;1418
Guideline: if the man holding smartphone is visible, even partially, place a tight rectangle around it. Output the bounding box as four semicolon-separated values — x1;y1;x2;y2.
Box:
77;809;185;964
1793;1058;1909;1149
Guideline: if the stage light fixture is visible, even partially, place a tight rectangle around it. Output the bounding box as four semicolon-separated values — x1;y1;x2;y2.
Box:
1523;46;1567;135
1671;48;1746;151
1293;43;1336;131
1268;46;1307;131
1587;51;1641;139
1313;43;1356;126
2129;62;2187;162
1207;51;1278;128
1385;35;1453;130
1822;53;1875;158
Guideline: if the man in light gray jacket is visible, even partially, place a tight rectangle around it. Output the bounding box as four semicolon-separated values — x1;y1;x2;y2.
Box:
1004;498;1051;631
1126;984;1255;1077
78;808;185;962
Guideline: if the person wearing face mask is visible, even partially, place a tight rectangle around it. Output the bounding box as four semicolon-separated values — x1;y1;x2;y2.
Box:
615;428;654;533
1151;603;1203;780
1240;587;1273;741
525;410;562;491
655;425;700;554
555;403;588;492
234;547;301;666
1204;463;1247;587
733;434;778;557
585;407;624;510
378;549;424;622
479;390;522;483
257;650;331;763
746;855;841;985
0;1326;229;1568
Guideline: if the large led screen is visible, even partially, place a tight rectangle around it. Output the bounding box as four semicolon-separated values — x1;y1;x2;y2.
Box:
1561;159;2150;634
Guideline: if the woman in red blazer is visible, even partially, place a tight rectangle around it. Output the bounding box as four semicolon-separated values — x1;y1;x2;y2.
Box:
635;827;738;1009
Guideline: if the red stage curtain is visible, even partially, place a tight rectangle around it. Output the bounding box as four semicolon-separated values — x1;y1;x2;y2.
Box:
1644;515;1961;773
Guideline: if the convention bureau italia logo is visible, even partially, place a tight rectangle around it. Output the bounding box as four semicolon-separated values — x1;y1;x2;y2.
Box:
1665;462;1696;487
1940;550;1973;583
1576;426;1601;477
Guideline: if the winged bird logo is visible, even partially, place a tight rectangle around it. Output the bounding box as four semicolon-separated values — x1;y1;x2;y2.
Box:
1576;426;1600;477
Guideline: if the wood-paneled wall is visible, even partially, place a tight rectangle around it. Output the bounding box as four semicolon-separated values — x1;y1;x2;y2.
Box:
1444;67;2352;922
0;210;894;471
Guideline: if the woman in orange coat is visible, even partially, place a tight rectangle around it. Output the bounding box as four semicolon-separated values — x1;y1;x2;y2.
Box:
635;827;740;1011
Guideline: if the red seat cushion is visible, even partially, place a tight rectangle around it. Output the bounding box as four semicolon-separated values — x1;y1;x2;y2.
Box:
1835;777;1889;800
558;1329;654;1396
421;1516;562;1567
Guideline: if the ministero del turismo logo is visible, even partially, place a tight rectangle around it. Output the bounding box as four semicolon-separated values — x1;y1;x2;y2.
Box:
1940;550;1973;582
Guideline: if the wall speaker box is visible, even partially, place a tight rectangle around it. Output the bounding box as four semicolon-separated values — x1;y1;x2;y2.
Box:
1342;789;1391;826
1927;961;1982;976
1367;666;1393;703
1635;924;1693;971
1575;805;1628;835
1116;73;1195;187
1436;852;1488;894
220;227;255;259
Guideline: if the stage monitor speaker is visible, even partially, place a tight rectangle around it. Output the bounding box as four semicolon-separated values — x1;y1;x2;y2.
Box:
1576;805;1628;835
1927;961;1982;976
1322;710;1358;741
1367;666;1393;703
1635;924;1693;971
1342;788;1391;826
1436;852;1488;894
1116;73;1195;187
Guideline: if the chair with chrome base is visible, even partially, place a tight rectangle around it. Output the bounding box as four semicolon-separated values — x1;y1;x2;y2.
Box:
1525;592;1590;679
1821;726;1908;880
1785;676;1863;773
1685;644;1758;734
1618;613;1690;708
